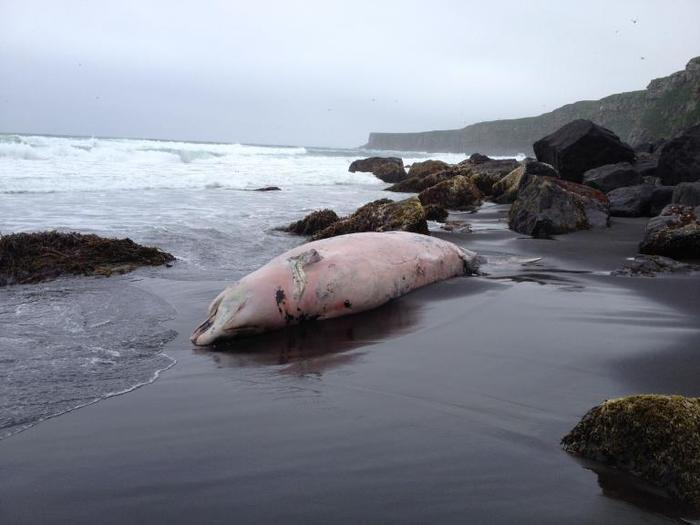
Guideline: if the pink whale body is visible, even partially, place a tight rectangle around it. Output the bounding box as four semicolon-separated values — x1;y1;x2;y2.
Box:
191;231;479;346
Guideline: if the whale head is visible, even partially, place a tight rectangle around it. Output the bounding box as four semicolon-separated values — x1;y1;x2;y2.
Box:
191;284;256;346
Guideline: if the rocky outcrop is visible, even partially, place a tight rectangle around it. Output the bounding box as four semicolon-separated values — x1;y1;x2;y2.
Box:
508;175;609;238
582;162;641;193
417;175;482;210
285;209;340;236
658;125;700;185
348;156;407;183
533;120;635;183
562;395;700;508
365;56;700;154
0;231;174;287
639;204;700;258
312;198;428;240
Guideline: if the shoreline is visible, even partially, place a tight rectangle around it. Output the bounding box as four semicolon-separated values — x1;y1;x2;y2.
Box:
1;206;699;523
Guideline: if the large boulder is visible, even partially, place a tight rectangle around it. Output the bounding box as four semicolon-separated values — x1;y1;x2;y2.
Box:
418;175;482;210
649;186;674;216
607;184;655;217
285;209;340;236
639;204;700;258
672;182;700;207
562;395;700;508
533;119;635;183
386;169;457;193
407;159;451;179
348;157;407;183
492;161;559;204
582;162;641;193
312;197;428;240
508;174;609;238
657;124;700;185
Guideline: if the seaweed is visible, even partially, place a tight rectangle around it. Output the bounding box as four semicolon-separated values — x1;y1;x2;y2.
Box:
0;231;175;286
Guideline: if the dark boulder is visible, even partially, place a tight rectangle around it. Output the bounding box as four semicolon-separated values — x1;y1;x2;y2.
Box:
418;175;482;210
533;119;635;183
657;125;700;185
423;204;449;222
562;395;700;508
672;182;700;207
582;162;641;193
285;209;340;236
0;231;174;287
649;186;674;216
312;197;428;240
508;174;609;238
639;204;700;258
348;156;407;183
253;186;281;191
632;155;659;179
468;152;492;164
407;159;451;179
633;139;666;155
607;184;654;217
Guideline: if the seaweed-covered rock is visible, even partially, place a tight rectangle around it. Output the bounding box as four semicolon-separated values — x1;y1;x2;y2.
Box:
612;255;698;276
533;119;636;183
607;184;655;217
423;204;449;222
657;124;700;185
348;156;406;183
386;169;456;193
407;159;451;179
464;158;522;196
672;182;700;207
508;174;609;238
582;162;641;193
0;231;174;286
639;204;700;258
562;395;700;508
312;197;428;240
285;209;340;236
418;175;482;210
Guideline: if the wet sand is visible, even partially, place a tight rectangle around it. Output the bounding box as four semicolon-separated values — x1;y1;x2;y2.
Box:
1;206;699;524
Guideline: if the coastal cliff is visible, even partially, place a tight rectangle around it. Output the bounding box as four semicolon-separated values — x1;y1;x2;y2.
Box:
366;56;700;154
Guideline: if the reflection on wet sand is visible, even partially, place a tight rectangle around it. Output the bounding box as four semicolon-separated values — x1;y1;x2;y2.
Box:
573;458;700;522
193;298;422;376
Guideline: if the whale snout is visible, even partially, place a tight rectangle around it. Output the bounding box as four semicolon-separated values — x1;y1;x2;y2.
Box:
191;316;215;346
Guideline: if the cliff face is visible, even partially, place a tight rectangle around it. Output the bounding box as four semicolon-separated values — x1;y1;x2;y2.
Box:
366;57;700;154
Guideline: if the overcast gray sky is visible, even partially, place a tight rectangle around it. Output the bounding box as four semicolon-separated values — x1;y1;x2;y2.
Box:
1;0;699;147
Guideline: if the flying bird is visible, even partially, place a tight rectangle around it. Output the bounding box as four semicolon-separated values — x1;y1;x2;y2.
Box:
631;18;638;24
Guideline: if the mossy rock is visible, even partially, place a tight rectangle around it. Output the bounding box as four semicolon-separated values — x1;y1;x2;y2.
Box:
0;231;175;287
312;197;428;240
285;209;340;236
407;159;452;179
423;204;449;222
418;175;482;210
562;394;700;508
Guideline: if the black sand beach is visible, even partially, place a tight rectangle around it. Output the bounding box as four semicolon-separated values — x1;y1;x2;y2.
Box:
1;205;699;524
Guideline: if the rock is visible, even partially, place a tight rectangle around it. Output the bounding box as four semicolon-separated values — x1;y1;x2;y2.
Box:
634;139;666;155
285;209;340;236
533;119;636;183
0;231;175;287
607;184;655;217
657;125;700;185
468;152;492;164
348;156;407;183
612;255;698;276
466;158;522;196
632;156;659;179
508;175;609;238
582;162;641;193
672;182;700;207
253;186;281;191
562;395;700;508
386;169;457;193
418;175;482;210
440;220;472;233
312;197;428;240
649;186;674;216
423;204;449;222
639;204;700;258
492;161;559;204
407;159;451;179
